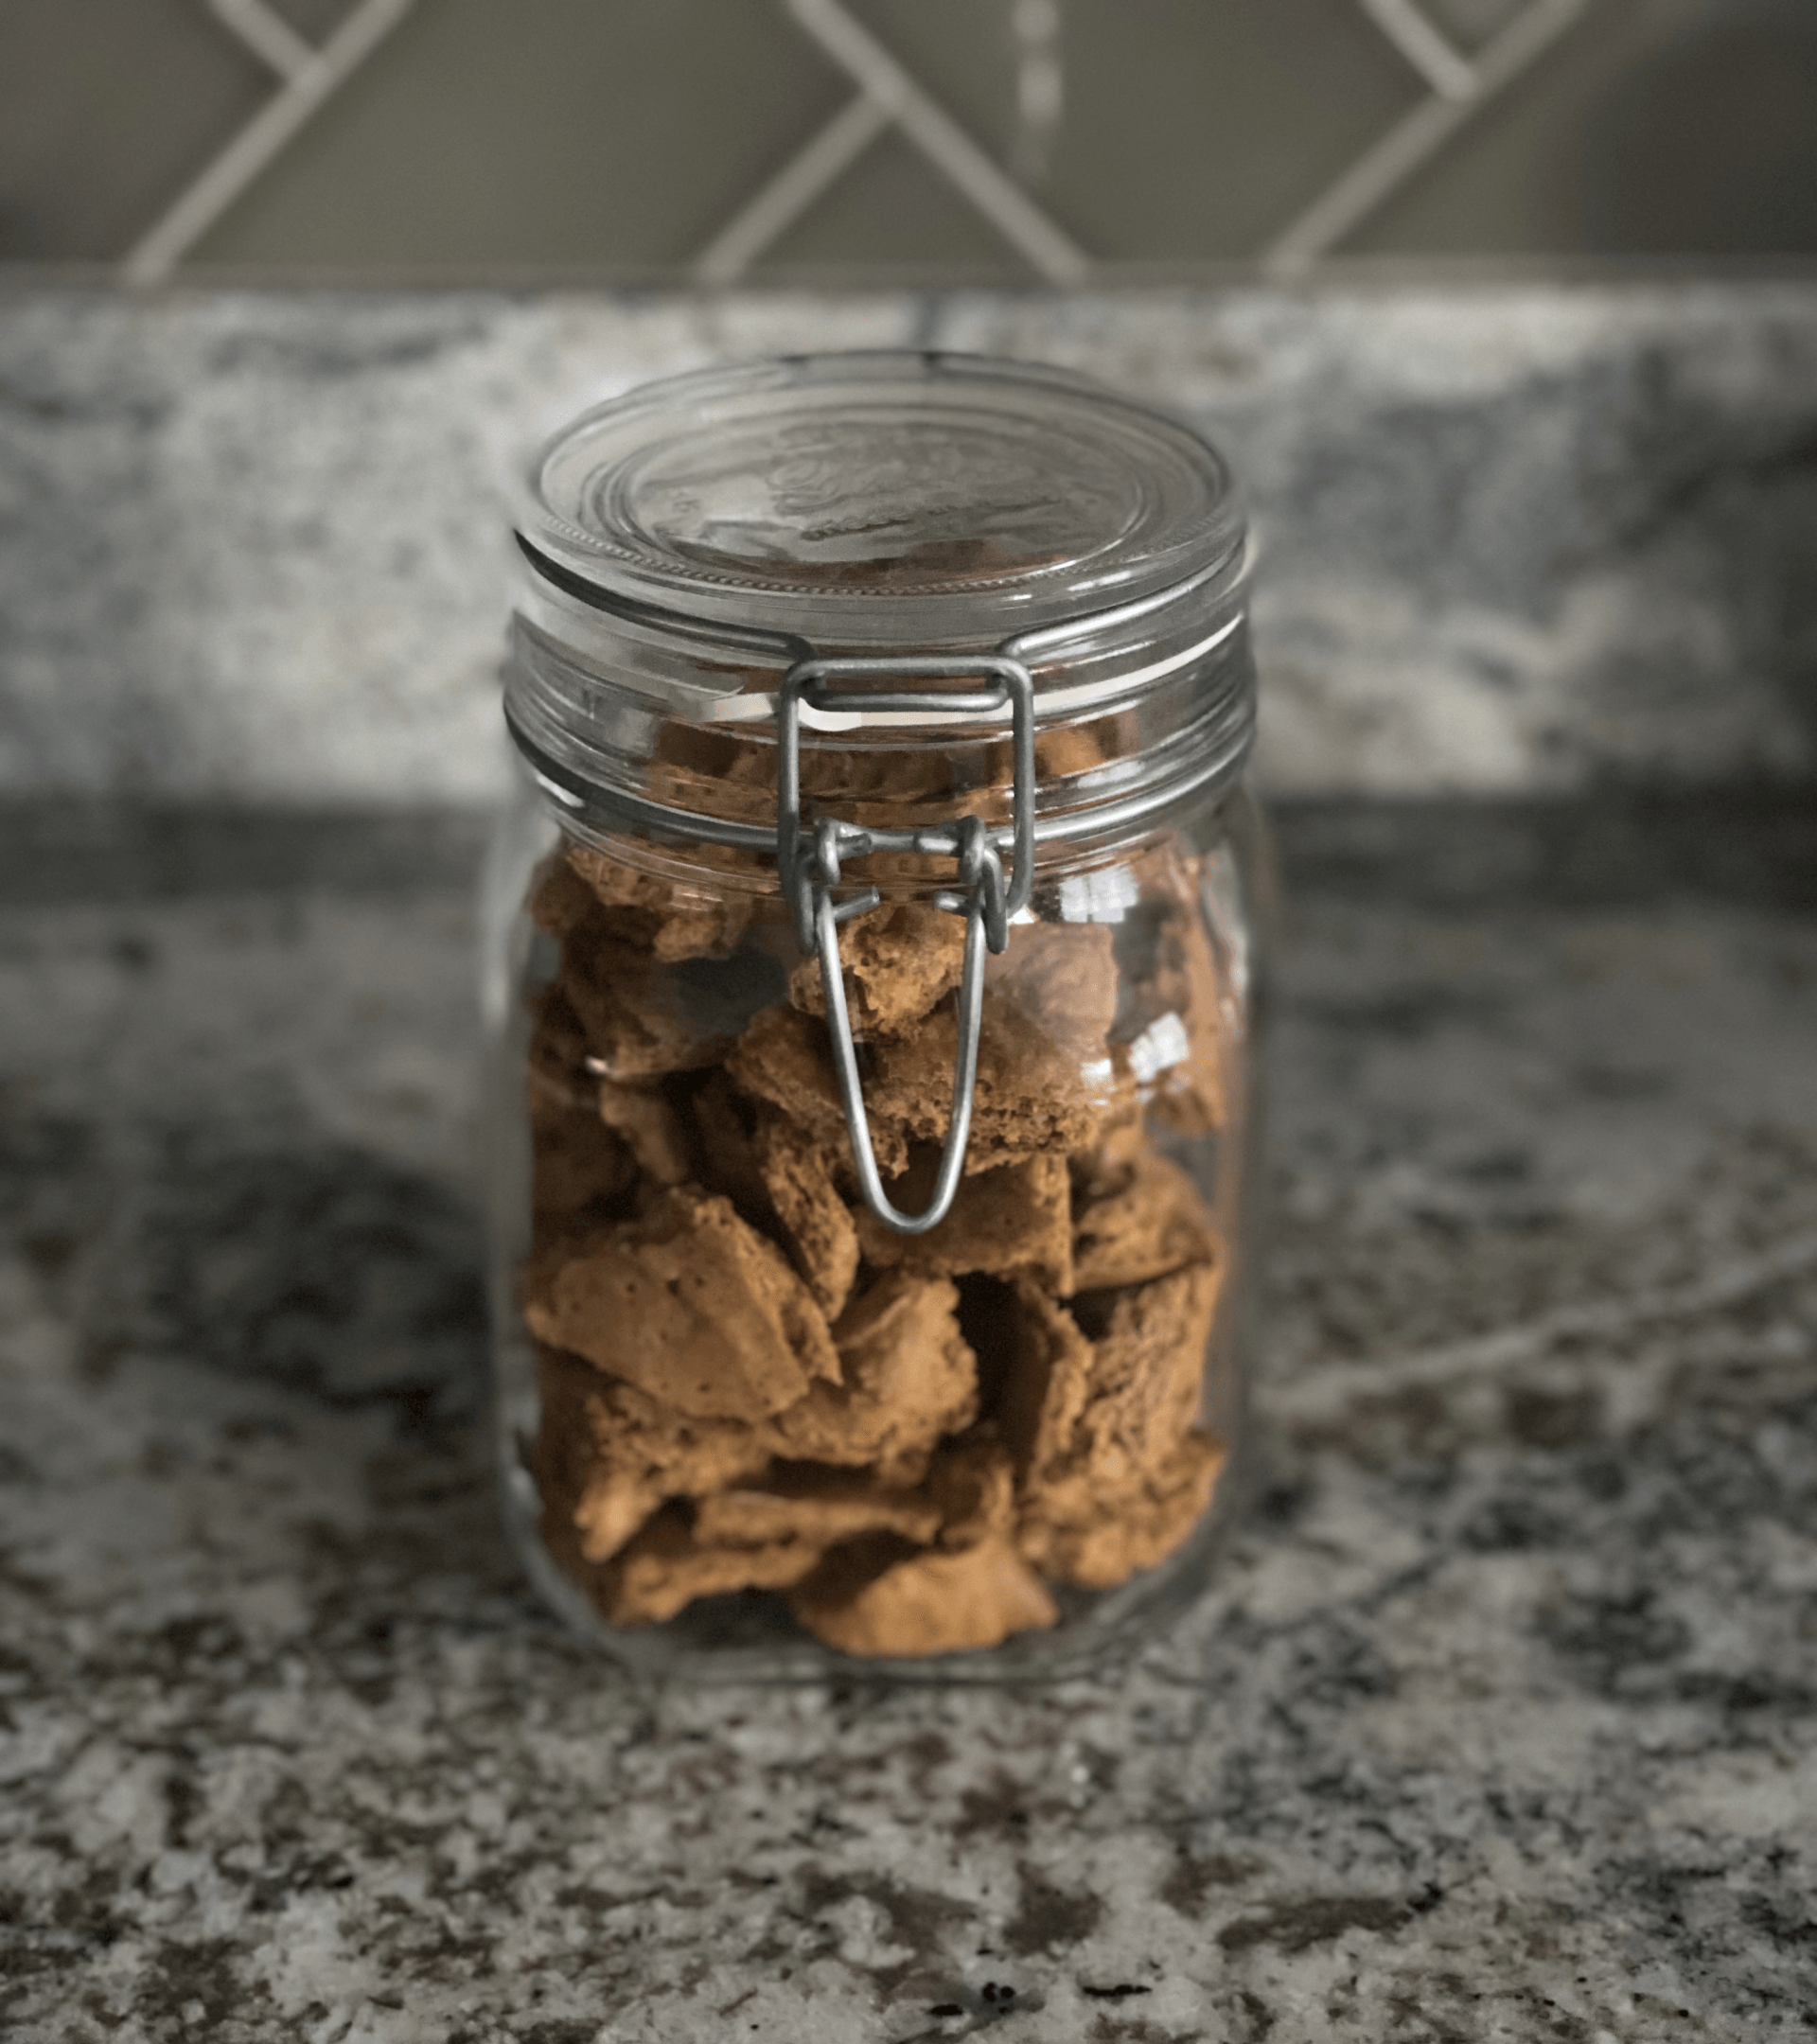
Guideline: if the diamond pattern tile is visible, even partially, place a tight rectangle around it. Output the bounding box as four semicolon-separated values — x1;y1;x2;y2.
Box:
0;0;1811;274
0;0;268;261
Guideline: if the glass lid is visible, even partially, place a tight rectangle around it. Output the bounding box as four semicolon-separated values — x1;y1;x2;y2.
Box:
520;351;1244;643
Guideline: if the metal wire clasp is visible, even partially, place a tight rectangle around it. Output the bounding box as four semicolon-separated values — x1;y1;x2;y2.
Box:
775;652;1036;1234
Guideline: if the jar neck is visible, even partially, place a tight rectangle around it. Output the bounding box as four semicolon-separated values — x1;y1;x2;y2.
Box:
502;538;1257;872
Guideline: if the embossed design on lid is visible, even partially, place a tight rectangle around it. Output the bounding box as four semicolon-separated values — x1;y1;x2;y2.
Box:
524;352;1242;635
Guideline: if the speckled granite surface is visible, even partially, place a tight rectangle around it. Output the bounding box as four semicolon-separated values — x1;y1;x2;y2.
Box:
4;799;1816;2042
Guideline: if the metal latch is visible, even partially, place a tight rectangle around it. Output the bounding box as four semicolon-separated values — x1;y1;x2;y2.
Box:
775;652;1035;1235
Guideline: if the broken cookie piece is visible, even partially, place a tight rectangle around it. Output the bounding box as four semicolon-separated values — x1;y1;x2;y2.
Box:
769;1272;978;1485
594;1076;694;1189
727;1005;909;1176
559;929;778;1082
925;1428;1017;1551
787;1533;1059;1657
535;1346;773;1564
567;841;753;961
787;899;966;1037
1068;1138;1217;1293
997;1261;1225;1590
1018;1430;1226;1589
1120;902;1228;1136
757;1117;861;1320
856;1151;1072;1294
523;1188;838;1422
601;1507;830;1626
694;1467;940;1549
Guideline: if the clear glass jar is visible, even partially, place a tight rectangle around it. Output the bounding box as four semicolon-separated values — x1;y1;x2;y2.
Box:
481;352;1264;1680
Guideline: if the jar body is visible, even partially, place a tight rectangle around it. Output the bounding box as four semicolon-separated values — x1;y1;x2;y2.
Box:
482;764;1266;1682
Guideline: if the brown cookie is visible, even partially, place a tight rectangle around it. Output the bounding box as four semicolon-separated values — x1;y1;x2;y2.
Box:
856;1152;1072;1294
1017;1430;1226;1589
1124;906;1227;1136
558;929;768;1082
1068;1140;1217;1294
522;1189;838;1422
601;1507;828;1627
728;1005;910;1179
867;980;1121;1172
924;1428;1017;1551
567;841;753;961
787;1534;1059;1657
767;1272;978;1485
757;1117;860;1320
594;1077;694;1189
787;900;967;1038
694;1469;940;1550
535;1348;773;1565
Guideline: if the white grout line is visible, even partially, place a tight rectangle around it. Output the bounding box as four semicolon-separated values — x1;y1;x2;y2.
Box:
1263;0;1589;277
1355;0;1477;99
206;0;317;82
121;0;418;288
694;92;892;286
778;0;1090;286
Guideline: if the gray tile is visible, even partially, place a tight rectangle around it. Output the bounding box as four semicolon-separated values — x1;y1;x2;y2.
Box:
754;126;1031;277
188;0;850;271
1354;0;1817;257
1038;0;1424;261
0;0;269;260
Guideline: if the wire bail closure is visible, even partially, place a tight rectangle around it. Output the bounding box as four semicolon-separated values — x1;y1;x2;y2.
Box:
775;652;1036;1235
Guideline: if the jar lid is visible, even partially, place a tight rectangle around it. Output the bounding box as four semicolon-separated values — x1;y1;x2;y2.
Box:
505;350;1255;862
520;351;1244;647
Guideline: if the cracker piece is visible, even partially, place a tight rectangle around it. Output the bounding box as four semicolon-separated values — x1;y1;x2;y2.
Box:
767;1273;977;1485
535;1348;772;1563
526;982;596;1116
527;991;636;1225
603;1508;828;1627
686;1072;774;1225
559;933;766;1081
568;842;752;961
787;900;967;1038
856;1153;1072;1293
1018;1430;1226;1589
868;982;1120;1173
987;922;1120;1065
1124;907;1227;1136
758;1118;860;1320
1068;1141;1217;1294
1033;724;1109;778
1065;1260;1224;1486
925;1429;1016;1550
695;1470;940;1550
729;1006;910;1178
594;1078;693;1189
994;1281;1097;1480
527;851;601;941
531;1101;636;1232
523;1189;838;1422
787;1534;1058;1657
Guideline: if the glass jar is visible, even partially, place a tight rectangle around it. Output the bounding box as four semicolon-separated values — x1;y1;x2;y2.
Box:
481;351;1264;1680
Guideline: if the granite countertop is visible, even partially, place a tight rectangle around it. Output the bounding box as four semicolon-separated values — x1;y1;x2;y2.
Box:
3;798;1816;2043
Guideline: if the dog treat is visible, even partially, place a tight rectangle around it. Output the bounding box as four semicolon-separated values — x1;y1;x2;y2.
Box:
786;1534;1060;1656
787;899;967;1037
769;1272;979;1484
523;1187;838;1421
756;1117;862;1320
856;1152;1073;1293
1069;1140;1218;1294
522;836;1232;1655
567;842;753;961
